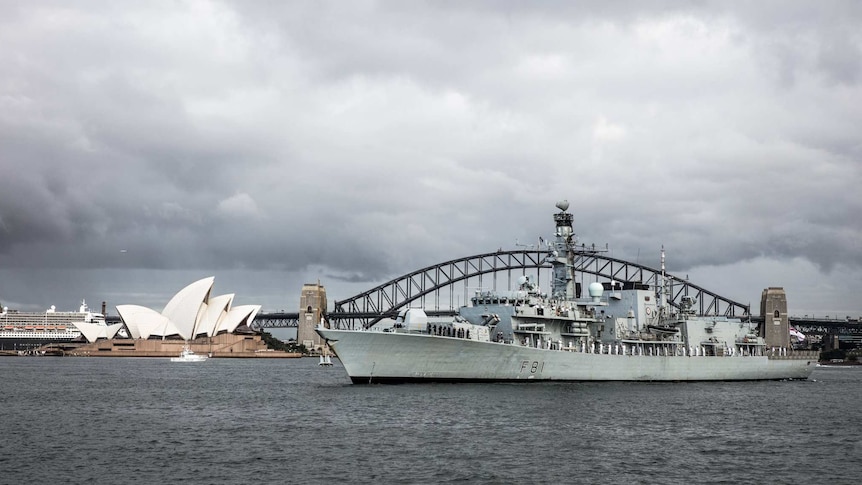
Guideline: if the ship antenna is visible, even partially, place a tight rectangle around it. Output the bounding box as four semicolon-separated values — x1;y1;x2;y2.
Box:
660;245;665;283
660;245;666;319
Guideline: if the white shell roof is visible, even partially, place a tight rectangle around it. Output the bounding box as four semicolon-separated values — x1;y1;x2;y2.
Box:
116;305;168;339
196;293;234;337
219;304;261;334
161;277;214;341
116;278;258;342
74;321;124;343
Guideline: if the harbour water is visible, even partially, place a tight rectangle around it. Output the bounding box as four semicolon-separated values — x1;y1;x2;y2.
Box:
1;358;859;484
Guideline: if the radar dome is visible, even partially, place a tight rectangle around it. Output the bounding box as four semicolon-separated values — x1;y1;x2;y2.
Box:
402;308;428;332
588;282;604;303
517;275;528;285
556;200;569;212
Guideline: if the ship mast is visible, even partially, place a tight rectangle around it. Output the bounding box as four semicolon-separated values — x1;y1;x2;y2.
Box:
551;200;576;300
659;245;669;320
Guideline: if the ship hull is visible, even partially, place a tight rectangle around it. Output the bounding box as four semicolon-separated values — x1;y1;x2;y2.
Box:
317;329;816;383
0;335;82;351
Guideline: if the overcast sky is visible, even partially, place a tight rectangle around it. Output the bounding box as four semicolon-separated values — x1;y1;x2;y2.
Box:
1;1;860;318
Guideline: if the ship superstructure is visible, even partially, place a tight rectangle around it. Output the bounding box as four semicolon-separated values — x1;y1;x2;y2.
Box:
317;201;816;383
0;300;104;351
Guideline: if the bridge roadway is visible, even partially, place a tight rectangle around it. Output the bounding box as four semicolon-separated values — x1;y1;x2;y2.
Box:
107;312;861;334
105;310;456;328
752;316;862;337
251;310;457;329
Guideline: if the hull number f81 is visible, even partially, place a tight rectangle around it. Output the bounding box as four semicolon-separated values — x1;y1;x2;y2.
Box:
520;361;545;374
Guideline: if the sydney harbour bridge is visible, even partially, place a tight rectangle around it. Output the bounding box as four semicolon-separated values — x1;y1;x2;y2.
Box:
258;247;745;327
252;247;861;344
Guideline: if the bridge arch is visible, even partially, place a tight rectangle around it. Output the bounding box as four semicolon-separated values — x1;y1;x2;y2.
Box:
330;249;750;329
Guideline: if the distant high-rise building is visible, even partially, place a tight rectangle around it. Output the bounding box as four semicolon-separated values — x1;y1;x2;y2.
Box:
760;287;790;349
297;282;327;351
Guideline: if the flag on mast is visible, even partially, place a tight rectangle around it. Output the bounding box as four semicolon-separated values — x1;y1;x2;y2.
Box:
789;326;806;341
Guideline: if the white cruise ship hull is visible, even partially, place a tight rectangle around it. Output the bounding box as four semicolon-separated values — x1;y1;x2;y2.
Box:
317;329;816;384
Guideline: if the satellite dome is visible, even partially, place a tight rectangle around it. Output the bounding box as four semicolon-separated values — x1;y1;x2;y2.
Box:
556;200;569;212
402;308;428;332
588;282;604;303
517;275;528;285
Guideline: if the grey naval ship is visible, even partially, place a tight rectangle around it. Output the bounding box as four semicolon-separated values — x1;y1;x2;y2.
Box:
317;201;816;384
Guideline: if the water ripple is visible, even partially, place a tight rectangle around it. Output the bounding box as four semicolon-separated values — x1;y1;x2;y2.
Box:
0;358;858;484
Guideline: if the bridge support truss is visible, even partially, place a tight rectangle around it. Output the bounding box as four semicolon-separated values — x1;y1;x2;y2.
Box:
330;249;750;329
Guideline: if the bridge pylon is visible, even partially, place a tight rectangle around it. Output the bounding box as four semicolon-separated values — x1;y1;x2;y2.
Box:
297;282;327;351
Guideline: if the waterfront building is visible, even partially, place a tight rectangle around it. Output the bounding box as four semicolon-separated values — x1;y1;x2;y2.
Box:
116;277;260;341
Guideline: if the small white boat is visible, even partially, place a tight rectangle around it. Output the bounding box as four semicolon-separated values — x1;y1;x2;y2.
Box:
319;354;333;366
171;346;208;362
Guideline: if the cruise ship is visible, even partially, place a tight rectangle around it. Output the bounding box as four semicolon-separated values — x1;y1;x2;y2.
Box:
0;300;104;351
317;201;817;383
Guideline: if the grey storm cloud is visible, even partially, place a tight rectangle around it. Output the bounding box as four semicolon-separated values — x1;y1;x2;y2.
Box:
0;1;860;316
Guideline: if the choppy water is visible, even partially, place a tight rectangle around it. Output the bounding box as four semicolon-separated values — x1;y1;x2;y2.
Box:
0;357;859;484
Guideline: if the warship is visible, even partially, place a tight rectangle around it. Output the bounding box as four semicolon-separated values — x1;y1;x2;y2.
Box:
317;201;816;383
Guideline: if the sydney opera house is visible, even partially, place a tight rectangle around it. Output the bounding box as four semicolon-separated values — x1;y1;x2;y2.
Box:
116;276;260;341
68;277;287;357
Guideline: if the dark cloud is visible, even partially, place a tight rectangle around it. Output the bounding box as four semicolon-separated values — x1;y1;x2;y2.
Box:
0;1;860;316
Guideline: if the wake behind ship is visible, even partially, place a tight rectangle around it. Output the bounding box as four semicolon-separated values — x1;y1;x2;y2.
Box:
317;201;816;383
